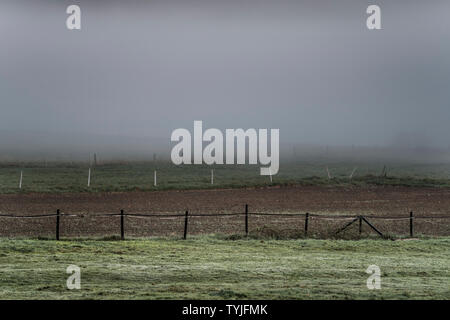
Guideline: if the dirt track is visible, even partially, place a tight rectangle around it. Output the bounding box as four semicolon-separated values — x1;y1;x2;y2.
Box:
0;186;449;237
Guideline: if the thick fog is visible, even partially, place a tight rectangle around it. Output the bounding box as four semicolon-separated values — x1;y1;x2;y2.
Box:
1;0;449;160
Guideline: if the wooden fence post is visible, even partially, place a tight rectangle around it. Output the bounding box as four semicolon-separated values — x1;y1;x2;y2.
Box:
184;210;189;240
359;216;362;235
120;209;124;240
410;211;414;237
304;213;309;237
56;209;60;241
361;216;383;237
335;217;359;235
245;204;249;236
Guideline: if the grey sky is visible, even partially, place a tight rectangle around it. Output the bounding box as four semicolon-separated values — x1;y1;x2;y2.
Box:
1;0;449;158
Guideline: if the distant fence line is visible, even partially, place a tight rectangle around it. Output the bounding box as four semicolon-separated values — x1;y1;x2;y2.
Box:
0;205;449;240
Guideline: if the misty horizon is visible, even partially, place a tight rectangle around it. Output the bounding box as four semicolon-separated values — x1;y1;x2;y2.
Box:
1;0;450;161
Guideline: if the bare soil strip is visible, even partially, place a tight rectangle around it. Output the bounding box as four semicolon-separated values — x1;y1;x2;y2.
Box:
0;186;448;237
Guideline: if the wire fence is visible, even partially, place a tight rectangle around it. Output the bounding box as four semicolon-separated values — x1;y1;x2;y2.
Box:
0;205;449;239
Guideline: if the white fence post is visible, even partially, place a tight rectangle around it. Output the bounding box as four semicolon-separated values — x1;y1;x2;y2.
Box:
19;171;23;189
87;168;91;187
211;169;214;185
326;166;332;179
154;170;157;186
350;167;357;179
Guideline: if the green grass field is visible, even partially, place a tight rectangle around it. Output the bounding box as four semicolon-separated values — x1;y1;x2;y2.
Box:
0;237;448;299
1;161;450;193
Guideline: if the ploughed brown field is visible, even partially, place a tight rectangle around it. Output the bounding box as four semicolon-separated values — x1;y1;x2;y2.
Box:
0;185;449;238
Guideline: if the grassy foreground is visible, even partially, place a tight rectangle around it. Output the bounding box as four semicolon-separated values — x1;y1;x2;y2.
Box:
0;237;448;299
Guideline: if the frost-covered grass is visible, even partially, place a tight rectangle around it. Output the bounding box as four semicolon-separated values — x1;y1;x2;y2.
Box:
0;236;448;299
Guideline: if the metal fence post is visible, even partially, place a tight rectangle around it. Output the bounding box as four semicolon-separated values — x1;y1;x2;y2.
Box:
184;210;189;240
410;211;414;237
56;209;60;241
120;209;124;240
